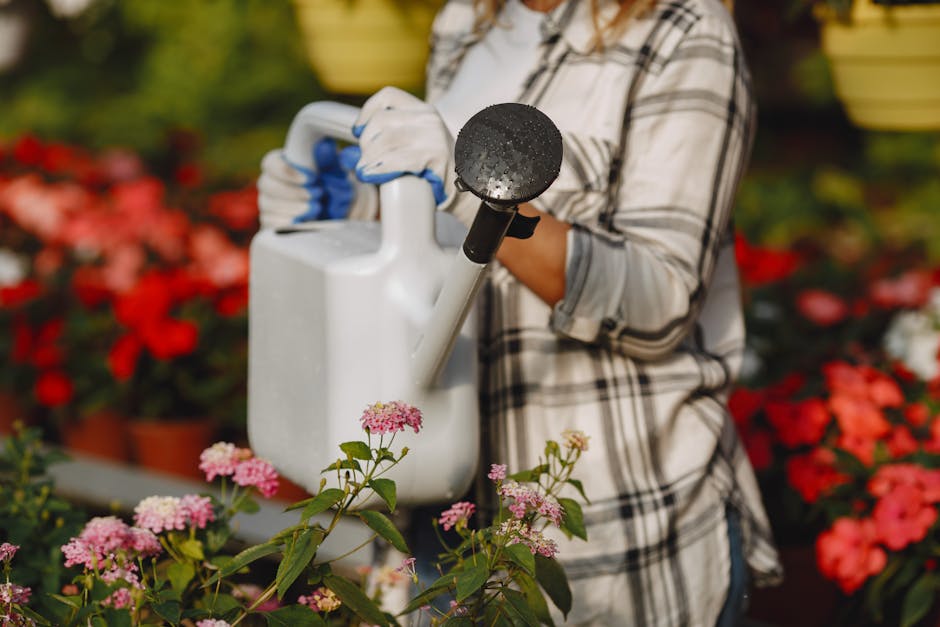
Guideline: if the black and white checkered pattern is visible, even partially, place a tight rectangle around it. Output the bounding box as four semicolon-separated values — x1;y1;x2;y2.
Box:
427;0;783;624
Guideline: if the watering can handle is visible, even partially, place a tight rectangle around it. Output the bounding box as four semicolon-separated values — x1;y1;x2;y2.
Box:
283;101;359;167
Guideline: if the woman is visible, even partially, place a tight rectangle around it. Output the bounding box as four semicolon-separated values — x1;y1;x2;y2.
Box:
259;0;782;623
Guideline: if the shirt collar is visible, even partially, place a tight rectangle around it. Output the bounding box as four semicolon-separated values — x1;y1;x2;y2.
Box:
542;0;623;54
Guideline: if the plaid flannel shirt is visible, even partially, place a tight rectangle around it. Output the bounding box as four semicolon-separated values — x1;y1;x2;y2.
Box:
426;0;783;624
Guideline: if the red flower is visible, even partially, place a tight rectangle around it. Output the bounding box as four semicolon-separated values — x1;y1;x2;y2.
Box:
741;427;774;472
836;433;877;466
108;334;142;381
903;402;931;427
766;372;807;399
35;371;73;407
823;361;868;397
729;387;765;429
829;391;891;440
871;484;938;551
869;271;932;309
735;234;802;286
12;135;44;167
174;163;203;188
0;279;42;308
140;318;198;360
215;286;249;317
765;398;831;448
11;318;32;363
868;463;940;503
114;272;174;328
860;366;904;408
72;267;113;308
885;426;919;459
786;448;849;503
816;517;887;594
208;187;259;231
796;289;849;326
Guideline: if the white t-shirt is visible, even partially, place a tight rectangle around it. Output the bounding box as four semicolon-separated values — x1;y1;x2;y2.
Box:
434;0;544;136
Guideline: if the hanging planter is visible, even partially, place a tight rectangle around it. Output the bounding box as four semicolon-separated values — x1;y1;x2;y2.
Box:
818;0;940;131
291;0;441;95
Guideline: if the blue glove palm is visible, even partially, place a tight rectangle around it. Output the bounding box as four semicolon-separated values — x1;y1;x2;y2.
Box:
288;138;356;222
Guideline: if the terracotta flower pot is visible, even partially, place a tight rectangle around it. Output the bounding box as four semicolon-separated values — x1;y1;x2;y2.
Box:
60;410;132;462
128;418;217;481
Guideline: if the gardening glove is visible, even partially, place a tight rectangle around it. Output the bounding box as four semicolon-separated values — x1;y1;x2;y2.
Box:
345;86;480;228
256;137;377;230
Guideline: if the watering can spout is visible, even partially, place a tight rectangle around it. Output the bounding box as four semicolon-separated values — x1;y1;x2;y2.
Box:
411;103;563;389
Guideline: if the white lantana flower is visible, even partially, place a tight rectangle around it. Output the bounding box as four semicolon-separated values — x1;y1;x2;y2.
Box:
883;287;940;381
0;248;27;287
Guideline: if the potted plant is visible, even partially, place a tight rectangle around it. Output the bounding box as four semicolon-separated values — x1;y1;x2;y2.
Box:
802;0;940;131
291;0;443;96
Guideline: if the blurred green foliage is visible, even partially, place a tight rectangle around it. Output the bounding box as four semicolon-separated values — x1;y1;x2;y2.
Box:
1;0;326;181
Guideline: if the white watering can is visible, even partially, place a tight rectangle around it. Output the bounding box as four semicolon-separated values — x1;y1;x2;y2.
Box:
248;101;562;506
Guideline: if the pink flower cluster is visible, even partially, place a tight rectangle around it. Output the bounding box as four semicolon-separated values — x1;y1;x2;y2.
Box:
498;481;564;526
487;464;507;481
0;582;31;605
198;442;280;498
61;516;161;571
359;401;423;435
195;620;232;627
562;429;590;452
496;519;559;558
816;463;940;593
133;494;215;534
298;587;342;613
0;543;18;563
439;501;476;532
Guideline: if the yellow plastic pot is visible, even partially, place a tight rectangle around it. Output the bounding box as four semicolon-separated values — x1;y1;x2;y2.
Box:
292;0;441;95
819;0;940;130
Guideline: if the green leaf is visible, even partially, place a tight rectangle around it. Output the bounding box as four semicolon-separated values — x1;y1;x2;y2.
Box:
276;528;325;600
167;562;196;592
442;618;474;626
516;571;554;626
455;555;490;603
321;459;363;473
400;573;454;614
207;540;281;584
205;593;242;614
358;510;409;553
323;573;393;626
340;440;373;460
368;478;397;513
101;608;133;627
503;542;536;576
558;498;587;541
301;488;346;521
264;605;328;626
565;478;589;502
178;538;205;561
285;495;317;512
901;573;940;627
153;600;182;625
535;554;572;618
237;497;261;514
503;588;541;627
831;448;868;477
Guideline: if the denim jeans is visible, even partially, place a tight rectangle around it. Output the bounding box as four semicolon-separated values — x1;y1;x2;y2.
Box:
715;507;750;627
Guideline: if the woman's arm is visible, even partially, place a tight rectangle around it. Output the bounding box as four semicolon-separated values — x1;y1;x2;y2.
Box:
495;202;570;306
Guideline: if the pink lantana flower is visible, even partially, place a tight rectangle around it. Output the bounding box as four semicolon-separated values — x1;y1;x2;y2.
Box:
298;587;342;613
180;494;216;528
488;464;507;482
496;519;559;558
232;457;279;498
61;516;160;570
199;442;251;481
562;429;590;452
0;582;31;605
0;543;18;563
498;481;564;526
196;620;232;627
360;401;423;435
133;496;188;534
439;501;476;531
